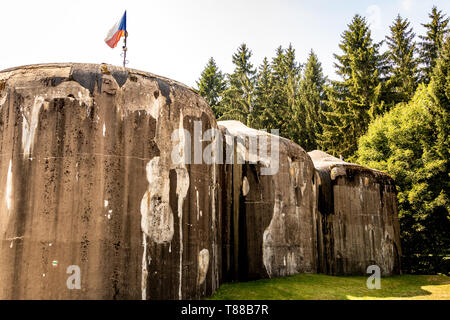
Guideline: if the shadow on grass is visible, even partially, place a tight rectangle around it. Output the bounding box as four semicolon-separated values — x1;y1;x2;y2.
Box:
207;274;450;300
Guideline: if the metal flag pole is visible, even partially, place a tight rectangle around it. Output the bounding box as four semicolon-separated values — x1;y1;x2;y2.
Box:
122;31;128;68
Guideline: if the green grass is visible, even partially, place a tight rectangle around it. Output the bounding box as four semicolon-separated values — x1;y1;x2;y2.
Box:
208;274;450;300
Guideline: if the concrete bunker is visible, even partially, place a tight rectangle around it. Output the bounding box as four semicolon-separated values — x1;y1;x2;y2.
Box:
308;150;402;276
0;63;221;299
218;121;318;281
0;63;402;299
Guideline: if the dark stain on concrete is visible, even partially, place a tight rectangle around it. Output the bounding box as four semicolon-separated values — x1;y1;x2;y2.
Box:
71;69;99;94
111;70;128;88
156;78;172;106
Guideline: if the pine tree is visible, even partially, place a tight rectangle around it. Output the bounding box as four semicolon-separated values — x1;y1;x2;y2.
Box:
296;50;327;151
283;45;302;141
196;57;227;117
385;14;419;104
269;45;301;139
220;44;257;127
418;6;449;84
320;14;385;159
254;57;274;130
268;46;288;131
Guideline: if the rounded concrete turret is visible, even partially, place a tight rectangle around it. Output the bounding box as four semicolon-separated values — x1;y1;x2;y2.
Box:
0;63;221;299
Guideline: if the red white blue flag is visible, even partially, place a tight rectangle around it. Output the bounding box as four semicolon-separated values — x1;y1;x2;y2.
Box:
105;11;127;49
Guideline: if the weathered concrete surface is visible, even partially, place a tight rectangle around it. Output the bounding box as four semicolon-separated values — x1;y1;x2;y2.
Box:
0;63;221;299
0;62;403;299
309;150;401;276
219;121;318;281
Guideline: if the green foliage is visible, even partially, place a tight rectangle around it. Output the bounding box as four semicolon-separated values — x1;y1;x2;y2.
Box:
320;15;385;159
218;44;304;141
385;14;419;103
196;57;227;117
219;43;257;127
295;50;327;151
357;64;450;274
418;6;449;84
266;44;302;139
428;35;450;161
254;57;275;130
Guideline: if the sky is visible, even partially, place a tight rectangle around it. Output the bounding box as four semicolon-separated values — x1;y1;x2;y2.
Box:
1;0;450;87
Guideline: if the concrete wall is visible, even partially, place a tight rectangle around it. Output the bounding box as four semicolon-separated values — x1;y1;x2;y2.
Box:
0;63;402;299
309;150;402;276
0;63;221;299
218;121;318;281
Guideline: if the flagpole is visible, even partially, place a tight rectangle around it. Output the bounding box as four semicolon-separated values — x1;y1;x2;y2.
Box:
122;31;128;68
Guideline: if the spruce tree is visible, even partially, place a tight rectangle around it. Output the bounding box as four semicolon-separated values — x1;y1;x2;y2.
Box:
268;46;289;131
320;14;384;159
269;45;301;139
196;57;226;117
220;44;257;127
418;6;449;84
386;14;418;103
283;45;302;141
254;57;274;130
296;50;327;151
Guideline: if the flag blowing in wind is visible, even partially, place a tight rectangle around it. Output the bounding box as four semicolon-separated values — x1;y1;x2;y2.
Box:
105;11;127;48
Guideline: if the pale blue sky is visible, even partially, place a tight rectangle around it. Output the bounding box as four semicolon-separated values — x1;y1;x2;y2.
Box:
1;0;449;87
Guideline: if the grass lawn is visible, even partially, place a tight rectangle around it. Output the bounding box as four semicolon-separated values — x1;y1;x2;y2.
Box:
208;274;450;300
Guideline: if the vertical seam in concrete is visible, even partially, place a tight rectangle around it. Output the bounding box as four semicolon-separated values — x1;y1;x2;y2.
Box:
5;159;12;211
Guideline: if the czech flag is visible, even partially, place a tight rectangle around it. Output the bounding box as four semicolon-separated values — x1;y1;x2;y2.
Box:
105;11;127;48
